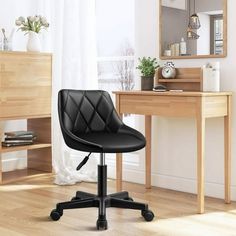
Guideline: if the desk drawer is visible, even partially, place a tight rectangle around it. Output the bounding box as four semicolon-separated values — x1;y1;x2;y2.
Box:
119;95;199;117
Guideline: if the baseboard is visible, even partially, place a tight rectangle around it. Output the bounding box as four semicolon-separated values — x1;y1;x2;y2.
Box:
107;166;236;201
2;157;27;172
4;158;236;201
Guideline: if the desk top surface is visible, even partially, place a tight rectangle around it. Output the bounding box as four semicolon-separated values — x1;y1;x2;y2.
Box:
113;90;233;97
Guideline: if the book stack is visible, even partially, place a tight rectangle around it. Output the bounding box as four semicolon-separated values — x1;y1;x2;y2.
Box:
2;131;37;147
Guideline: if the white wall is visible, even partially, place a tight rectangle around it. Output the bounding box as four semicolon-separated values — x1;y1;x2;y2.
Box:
0;0;30;51
96;0;135;57
196;0;223;13
162;0;186;10
115;0;236;201
0;0;51;52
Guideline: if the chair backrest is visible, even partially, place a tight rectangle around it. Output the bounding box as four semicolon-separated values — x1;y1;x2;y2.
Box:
58;90;123;135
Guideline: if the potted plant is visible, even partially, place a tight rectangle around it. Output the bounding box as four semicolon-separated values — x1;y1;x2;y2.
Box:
136;57;159;91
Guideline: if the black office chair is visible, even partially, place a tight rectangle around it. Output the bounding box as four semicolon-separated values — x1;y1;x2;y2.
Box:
50;90;154;230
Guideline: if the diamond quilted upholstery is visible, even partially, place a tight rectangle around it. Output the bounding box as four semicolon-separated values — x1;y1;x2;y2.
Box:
58;90;146;153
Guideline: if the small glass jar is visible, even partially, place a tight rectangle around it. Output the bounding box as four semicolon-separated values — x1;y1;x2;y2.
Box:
0;38;3;51
3;38;12;51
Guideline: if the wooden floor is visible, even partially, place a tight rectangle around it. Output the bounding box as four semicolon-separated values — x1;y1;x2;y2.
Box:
0;173;236;236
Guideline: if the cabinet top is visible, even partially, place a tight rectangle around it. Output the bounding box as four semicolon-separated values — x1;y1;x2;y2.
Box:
0;51;52;56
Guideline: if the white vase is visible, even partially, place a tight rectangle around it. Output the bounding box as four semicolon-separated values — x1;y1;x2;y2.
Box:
27;31;41;52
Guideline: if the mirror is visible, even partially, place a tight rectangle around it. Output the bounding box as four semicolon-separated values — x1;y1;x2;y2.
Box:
159;0;227;59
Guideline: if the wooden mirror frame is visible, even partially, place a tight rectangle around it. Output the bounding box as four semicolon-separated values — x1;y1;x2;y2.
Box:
159;0;227;60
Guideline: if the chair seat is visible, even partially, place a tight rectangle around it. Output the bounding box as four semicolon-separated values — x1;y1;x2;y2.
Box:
77;126;146;153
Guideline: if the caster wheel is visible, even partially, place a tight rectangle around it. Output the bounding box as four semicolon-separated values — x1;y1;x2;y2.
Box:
50;209;62;221
124;197;134;201
96;219;108;230
142;210;154;222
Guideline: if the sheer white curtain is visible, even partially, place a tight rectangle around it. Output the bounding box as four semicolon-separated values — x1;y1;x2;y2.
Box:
47;0;98;185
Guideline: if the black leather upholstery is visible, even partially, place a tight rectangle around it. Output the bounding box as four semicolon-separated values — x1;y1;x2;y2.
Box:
58;90;146;153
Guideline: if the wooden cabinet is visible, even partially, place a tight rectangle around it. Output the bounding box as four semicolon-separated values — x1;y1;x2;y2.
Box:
0;51;52;183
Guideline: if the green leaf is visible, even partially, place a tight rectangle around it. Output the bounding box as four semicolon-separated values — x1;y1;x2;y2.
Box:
136;57;160;76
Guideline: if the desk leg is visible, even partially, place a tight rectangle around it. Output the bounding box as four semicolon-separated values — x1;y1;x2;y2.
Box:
197;115;205;214
224;96;232;204
116;153;122;191
0;154;2;184
115;95;123;192
145;115;152;189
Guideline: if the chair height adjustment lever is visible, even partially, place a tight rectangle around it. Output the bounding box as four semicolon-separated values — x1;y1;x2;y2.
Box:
76;152;92;171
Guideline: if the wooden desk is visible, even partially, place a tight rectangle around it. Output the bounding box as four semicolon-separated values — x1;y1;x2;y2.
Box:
114;91;232;214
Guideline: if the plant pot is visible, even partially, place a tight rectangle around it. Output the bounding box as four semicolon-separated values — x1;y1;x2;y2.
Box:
27;31;41;52
141;75;154;91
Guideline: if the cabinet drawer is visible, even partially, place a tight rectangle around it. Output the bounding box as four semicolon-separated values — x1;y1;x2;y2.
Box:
0;52;52;119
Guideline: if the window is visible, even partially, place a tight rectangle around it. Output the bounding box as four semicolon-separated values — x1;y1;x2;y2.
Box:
95;0;135;92
95;0;139;169
210;14;223;55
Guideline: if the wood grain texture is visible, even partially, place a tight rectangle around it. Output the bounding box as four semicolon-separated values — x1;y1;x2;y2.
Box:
27;118;52;172
160;54;227;60
0;52;52;183
204;96;228;118
27;117;51;143
116;153;122;191
113;91;232;214
119;94;199;117
0;155;2;183
113;91;232;97
115;94;123;191
145;115;152;189
0;175;236;236
28;148;52;173
155;67;203;92
0;52;52;119
196;97;205;214
0;169;44;184
224;95;232;203
0;143;51;154
223;0;228;57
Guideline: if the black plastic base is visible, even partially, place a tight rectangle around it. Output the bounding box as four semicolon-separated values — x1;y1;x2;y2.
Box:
50;164;155;230
50;191;154;228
